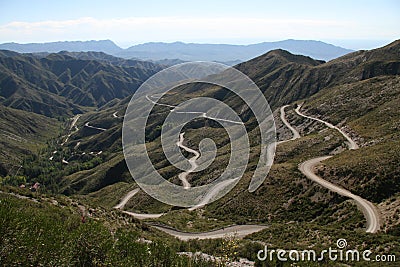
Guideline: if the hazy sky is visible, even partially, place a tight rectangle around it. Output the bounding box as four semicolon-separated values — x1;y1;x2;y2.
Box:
0;0;399;49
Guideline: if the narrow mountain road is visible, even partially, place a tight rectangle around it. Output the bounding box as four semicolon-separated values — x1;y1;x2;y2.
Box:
299;156;381;233
147;94;243;125
113;132;202;218
84;122;107;131
146;95;176;108
277;105;300;144
61;114;81;146
56;114;82;162
70;114;81;130
188;177;239;211
114;102;299;238
147;93;242;196
111;187;269;237
176;132;200;189
295;104;380;233
295;104;358;150
152;225;268;241
121;210;164;219
113;188;164;219
116;102;379;238
113;188;140;209
57;115;106;161
110;95;266;238
174;110;243;125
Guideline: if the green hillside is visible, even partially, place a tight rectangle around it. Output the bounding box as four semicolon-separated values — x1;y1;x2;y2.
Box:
0;105;60;177
0;50;162;117
0;190;212;266
235;40;400;110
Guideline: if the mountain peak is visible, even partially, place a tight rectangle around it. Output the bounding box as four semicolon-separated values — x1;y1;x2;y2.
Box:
260;48;324;66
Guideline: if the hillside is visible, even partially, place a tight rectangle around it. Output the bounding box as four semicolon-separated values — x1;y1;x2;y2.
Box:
0;189;215;266
298;74;400;230
0;50;162;117
0;105;60;178
235;40;400;109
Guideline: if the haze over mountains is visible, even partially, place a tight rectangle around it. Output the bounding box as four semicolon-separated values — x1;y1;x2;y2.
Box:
0;39;353;62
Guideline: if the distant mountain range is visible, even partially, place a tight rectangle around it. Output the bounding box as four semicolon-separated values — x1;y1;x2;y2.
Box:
0;40;123;55
0;39;354;62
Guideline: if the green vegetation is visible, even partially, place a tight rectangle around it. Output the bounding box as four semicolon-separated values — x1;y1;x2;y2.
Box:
0;192;214;266
0;105;60;177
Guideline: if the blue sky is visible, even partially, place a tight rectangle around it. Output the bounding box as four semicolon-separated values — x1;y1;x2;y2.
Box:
0;0;399;49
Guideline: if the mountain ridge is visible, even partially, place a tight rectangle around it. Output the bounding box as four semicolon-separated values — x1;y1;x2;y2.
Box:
0;40;122;55
234;40;400;109
0;50;163;117
0;39;354;62
119;39;353;61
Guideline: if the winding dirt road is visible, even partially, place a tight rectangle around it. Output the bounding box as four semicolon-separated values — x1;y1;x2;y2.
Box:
84;122;107;132
299;156;380;233
146;95;176;108
112;131;202;219
113;104;296;238
152;225;268;241
115;102;380;238
188;177;239;211
295;104;380;233
114;188;140;209
110;96;264;238
295;104;358;150
61;114;81;146
173;110;243;125
147;94;243;125
176;132;199;189
113;188;164;219
278;105;300;144
113;187;267;237
122;210;164;219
